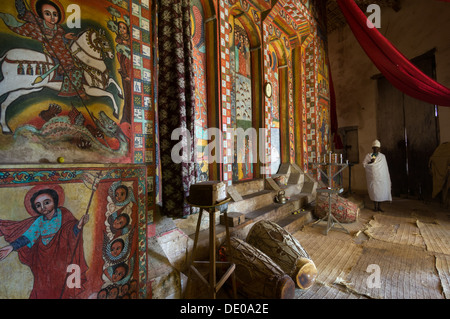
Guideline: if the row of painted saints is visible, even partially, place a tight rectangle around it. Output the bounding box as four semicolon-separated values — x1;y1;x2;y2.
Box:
0;175;138;299
0;0;131;156
99;180;137;299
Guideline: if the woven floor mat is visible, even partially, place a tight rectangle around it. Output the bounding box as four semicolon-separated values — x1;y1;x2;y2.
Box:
364;213;426;248
343;239;444;299
302;221;357;242
295;281;367;299
436;254;450;299
417;220;450;255
302;209;372;242
292;230;363;286
382;198;436;217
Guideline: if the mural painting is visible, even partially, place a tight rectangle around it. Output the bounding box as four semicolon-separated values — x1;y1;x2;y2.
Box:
0;0;132;163
0;164;147;299
268;44;280;175
317;37;329;157
230;19;253;181
190;0;208;182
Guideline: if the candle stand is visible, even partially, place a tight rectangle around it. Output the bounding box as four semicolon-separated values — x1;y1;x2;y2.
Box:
311;155;349;235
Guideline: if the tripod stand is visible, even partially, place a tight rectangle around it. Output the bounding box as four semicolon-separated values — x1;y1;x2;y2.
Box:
311;158;349;235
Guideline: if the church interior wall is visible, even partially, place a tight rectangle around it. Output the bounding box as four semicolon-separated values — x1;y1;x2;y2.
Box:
0;0;154;298
0;0;329;299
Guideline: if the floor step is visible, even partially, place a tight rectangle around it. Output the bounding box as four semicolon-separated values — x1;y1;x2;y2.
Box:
276;209;313;234
231;179;265;197
244;195;304;222
227;189;274;214
182;167;318;262
174;190;273;237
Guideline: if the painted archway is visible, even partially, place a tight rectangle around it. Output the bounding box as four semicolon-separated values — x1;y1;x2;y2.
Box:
191;0;209;182
267;38;288;175
228;6;261;182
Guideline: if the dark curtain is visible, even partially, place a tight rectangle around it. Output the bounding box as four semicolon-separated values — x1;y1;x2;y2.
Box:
329;66;343;150
337;0;450;106
158;0;196;218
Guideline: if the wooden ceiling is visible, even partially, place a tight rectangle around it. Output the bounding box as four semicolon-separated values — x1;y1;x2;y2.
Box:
326;0;401;33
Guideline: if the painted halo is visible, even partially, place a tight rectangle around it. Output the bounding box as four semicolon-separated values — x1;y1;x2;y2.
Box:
31;0;66;24
24;184;65;217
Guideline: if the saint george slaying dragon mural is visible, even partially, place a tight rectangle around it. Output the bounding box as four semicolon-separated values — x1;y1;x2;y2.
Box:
0;0;147;300
0;0;132;163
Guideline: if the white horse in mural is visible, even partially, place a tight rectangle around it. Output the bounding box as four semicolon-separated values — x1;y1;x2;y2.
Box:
0;28;123;134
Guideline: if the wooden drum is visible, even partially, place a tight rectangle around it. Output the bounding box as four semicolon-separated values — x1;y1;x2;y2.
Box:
220;237;295;299
246;220;317;290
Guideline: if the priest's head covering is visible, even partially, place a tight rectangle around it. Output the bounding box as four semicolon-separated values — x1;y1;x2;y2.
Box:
372;139;381;148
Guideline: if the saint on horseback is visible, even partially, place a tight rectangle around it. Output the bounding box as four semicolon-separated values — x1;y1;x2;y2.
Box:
9;0;86;98
0;0;124;135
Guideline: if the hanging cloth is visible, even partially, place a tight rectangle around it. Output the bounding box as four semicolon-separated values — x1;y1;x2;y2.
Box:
336;0;450;106
157;0;196;218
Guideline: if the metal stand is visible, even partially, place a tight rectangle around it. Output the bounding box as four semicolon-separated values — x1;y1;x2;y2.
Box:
311;160;350;235
345;162;354;195
185;197;237;299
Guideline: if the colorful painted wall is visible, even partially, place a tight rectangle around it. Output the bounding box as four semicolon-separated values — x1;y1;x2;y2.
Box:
153;0;330;207
0;0;155;299
149;0;331;298
215;0;330;182
191;0;209;183
0;0;330;299
0;0;155;168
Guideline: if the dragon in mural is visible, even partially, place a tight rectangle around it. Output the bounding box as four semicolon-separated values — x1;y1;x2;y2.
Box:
14;105;129;155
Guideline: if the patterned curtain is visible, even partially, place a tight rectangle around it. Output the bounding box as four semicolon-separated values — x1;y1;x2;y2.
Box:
158;0;196;218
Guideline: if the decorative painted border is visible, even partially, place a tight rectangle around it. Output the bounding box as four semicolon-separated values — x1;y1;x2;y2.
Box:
129;0;154;166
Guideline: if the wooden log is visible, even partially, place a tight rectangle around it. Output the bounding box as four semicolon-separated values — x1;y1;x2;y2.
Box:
246;220;317;290
219;237;295;299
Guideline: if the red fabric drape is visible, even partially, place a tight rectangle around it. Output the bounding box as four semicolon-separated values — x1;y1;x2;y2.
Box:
336;0;450;106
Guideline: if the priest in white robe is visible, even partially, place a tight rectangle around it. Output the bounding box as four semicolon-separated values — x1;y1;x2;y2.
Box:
363;139;392;211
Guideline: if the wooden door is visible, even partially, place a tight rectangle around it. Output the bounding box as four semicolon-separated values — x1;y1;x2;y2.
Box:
376;51;439;199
